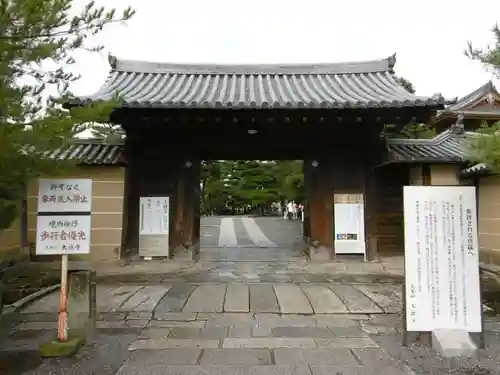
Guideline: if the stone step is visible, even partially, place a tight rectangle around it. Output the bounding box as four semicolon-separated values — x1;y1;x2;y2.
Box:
116;348;410;375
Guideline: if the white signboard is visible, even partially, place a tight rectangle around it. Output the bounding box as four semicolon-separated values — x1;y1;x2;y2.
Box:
35;215;91;255
139;197;169;235
139;197;170;258
403;186;481;332
334;194;366;255
38;179;92;212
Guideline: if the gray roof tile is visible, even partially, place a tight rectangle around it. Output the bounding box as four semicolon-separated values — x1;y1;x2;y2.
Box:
462;163;490;176
385;130;477;163
44;140;124;165
436;80;500;120
74;54;449;110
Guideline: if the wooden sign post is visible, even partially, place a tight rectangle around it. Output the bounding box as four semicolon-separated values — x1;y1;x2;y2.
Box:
401;186;485;350
36;179;92;343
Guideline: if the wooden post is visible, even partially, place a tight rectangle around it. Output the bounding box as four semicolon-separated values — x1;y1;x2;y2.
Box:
57;254;69;342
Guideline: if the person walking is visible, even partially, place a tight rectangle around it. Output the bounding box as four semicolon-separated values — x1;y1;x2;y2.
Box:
286;201;294;220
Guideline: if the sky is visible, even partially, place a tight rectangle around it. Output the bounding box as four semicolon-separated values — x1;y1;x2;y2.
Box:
69;0;500;100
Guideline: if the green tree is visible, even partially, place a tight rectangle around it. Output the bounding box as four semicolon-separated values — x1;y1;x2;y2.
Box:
468;121;500;172
273;160;304;203
382;77;436;139
395;76;415;94
201;160;304;215
465;23;500;169
466;23;500;74
90;123;125;142
0;0;134;229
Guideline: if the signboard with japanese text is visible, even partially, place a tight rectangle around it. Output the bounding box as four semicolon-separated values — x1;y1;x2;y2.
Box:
139;197;169;235
139;197;170;257
334;194;366;255
36;178;92;255
403;186;481;332
36;215;91;255
37;179;92;213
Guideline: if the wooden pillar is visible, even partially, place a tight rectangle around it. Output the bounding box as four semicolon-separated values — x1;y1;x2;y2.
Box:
121;139;140;259
409;164;431;186
363;141;386;261
304;156;333;258
182;157;201;260
121;141;186;259
364;164;379;261
172;157;201;260
173;176;185;254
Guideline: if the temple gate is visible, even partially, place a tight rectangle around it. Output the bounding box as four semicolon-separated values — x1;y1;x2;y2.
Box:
73;53;447;261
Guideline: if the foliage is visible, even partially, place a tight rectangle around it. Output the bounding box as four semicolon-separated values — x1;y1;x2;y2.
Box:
0;0;134;229
89;123;125;142
465;23;500;76
383;77;436;139
465;23;500;169
395;77;415;94
467;121;500;172
383;123;436;139
201;160;304;215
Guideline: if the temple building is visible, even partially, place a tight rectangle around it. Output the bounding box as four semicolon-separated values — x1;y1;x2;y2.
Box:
435;80;500;133
4;56;500;266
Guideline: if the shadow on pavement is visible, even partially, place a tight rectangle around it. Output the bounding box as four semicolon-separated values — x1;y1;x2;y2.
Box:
0;350;41;375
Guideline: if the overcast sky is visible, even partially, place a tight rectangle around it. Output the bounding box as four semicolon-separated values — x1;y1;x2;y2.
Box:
70;0;500;100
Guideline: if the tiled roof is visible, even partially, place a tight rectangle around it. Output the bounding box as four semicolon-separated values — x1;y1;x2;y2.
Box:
73;54;449;110
462;163;490;176
44;140;124;165
385;130;477;163
436;81;500;120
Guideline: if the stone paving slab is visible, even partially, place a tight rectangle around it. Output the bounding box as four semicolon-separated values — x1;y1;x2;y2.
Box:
183;284;226;313
126;348;202;365
315;337;379;349
153;312;198;321
309;365;413;375
98;285;145;312
118;285;170;312
20;282;402;316
301;285;349;313
328;284;384;314
129;338;221;350
274;284;313;314
355;283;401;313
201;348;272;365
271;327;334;338
274;348;359;365
249;284;280;313
116;365;312;375
224;283;250;312
222;338;316;348
147;320;207;329
155;284;197;313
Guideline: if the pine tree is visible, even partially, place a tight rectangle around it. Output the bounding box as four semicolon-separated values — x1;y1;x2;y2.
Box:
0;0;134;229
466;23;500;170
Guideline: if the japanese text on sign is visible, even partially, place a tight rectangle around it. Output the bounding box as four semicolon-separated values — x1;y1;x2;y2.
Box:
37;179;92;213
403;186;481;332
139;197;169;235
36;215;91;255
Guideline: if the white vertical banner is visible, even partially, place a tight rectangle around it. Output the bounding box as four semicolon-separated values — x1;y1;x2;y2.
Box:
139;197;170;257
334;194;366;255
403;186;481;332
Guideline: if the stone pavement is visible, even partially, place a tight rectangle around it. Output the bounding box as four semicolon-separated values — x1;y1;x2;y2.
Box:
19;282;403;318
2;217;500;374
5;306;500;374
